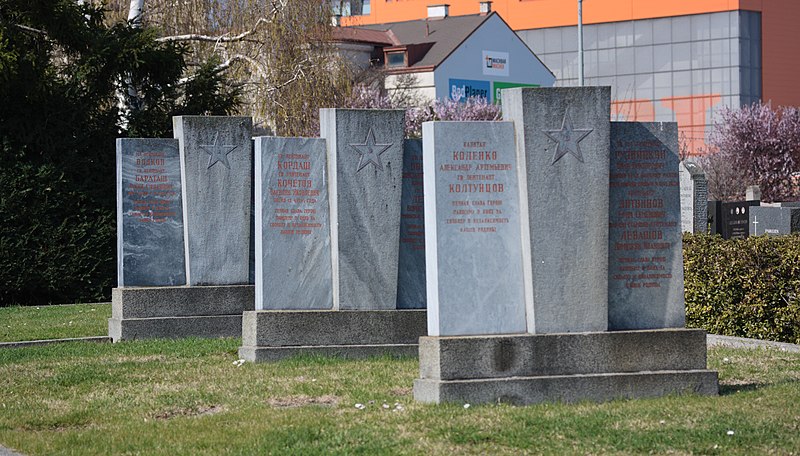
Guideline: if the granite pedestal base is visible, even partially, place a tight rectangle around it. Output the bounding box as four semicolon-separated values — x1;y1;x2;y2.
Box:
108;285;254;341
414;329;718;405
238;310;427;362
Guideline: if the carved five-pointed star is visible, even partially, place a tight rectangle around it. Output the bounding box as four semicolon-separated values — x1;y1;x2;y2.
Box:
543;110;593;165
350;128;393;172
199;132;238;169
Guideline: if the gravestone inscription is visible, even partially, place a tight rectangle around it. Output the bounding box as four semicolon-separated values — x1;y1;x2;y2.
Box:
750;206;800;236
397;139;427;309
423;121;526;336
608;122;685;330
319;109;405;310
254;137;332;310
174;116;253;286
117;138;186;287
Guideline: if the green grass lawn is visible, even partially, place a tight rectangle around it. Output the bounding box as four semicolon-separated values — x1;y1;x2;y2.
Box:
0;303;111;342
0;337;798;455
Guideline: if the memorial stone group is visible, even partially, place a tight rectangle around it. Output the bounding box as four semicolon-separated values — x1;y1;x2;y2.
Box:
114;87;718;405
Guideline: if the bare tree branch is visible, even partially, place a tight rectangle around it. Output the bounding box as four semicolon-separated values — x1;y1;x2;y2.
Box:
156;17;269;43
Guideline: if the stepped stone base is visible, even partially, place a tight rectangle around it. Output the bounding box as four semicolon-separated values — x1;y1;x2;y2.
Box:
108;285;254;341
413;329;719;405
238;309;427;362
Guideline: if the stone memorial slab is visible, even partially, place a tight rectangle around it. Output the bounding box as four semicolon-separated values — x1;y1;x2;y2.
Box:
679;160;708;234
750;206;800;236
174;116;253;286
319;109;405;310
608;122;685;330
503;86;610;333
117;138;186;287
254;136;332;310
397;139;426;309
423;121;527;336
720;201;758;239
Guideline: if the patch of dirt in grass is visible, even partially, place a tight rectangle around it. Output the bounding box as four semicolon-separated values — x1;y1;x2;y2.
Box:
267;395;340;408
153;405;225;420
389;387;412;397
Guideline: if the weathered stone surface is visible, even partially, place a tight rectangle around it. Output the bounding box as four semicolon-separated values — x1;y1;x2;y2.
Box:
422;121;527;336
750;206;800;236
174;116;253;286
414;329;718;405
679;160;708;234
413;369;719;405
254;137;332;310
117;138;185;287
111;285;253;319
108;285;254;341
397;139;427;309
608;122;685;330
418;329;707;380
109;315;244;342
503;87;610;334
240;310;426;347
239;344;418;362
319;109;405;310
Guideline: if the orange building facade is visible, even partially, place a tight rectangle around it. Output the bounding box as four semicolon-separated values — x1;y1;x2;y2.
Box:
342;0;800;154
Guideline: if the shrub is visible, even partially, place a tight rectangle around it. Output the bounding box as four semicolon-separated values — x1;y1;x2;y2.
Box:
684;233;800;344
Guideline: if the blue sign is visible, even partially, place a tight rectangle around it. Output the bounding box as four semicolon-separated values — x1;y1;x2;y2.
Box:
449;79;491;102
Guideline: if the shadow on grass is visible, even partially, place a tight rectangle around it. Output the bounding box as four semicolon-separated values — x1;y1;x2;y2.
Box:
718;382;763;395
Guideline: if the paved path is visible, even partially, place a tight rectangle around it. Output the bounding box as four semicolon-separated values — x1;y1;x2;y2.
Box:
0;336;111;350
0;445;24;456
707;334;800;353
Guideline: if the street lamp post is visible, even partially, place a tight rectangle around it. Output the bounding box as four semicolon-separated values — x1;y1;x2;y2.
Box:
578;0;584;86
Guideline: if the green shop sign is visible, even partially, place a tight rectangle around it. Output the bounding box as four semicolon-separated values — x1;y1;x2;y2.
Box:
493;82;540;103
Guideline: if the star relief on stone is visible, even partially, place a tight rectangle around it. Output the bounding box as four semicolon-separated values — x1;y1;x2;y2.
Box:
542;109;593;165
350;127;393;172
199;132;238;170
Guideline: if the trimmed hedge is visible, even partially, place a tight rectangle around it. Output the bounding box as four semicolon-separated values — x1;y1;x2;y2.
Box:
684;233;800;344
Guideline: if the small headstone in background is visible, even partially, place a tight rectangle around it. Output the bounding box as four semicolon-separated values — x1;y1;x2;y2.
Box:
503;86;610;333
117;138;186;287
254;137;332;310
397;139;427;309
422;121;526;336
608;122;685;330
679;160;708;233
173;116;253;286
721;201;758;239
746;185;762;202
320;109;405;310
750;206;800;236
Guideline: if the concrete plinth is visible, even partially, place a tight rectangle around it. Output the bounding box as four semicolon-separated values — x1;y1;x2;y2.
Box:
238;310;427;362
414;329;718;405
109;285;254;341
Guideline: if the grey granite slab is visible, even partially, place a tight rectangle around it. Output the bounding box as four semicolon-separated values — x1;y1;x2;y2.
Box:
254;137;332;310
750;206;800;236
174;116;253;286
503;87;610;334
116;138;186;287
608;122;685;330
679;160;708;234
319;109;405;310
422;121;527;336
397;139;427;309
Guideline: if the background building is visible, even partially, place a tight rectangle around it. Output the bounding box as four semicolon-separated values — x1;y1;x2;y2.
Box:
341;0;800;154
334;10;555;103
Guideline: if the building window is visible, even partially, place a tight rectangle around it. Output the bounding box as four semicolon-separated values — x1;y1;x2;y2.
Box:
331;0;370;17
387;51;406;68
